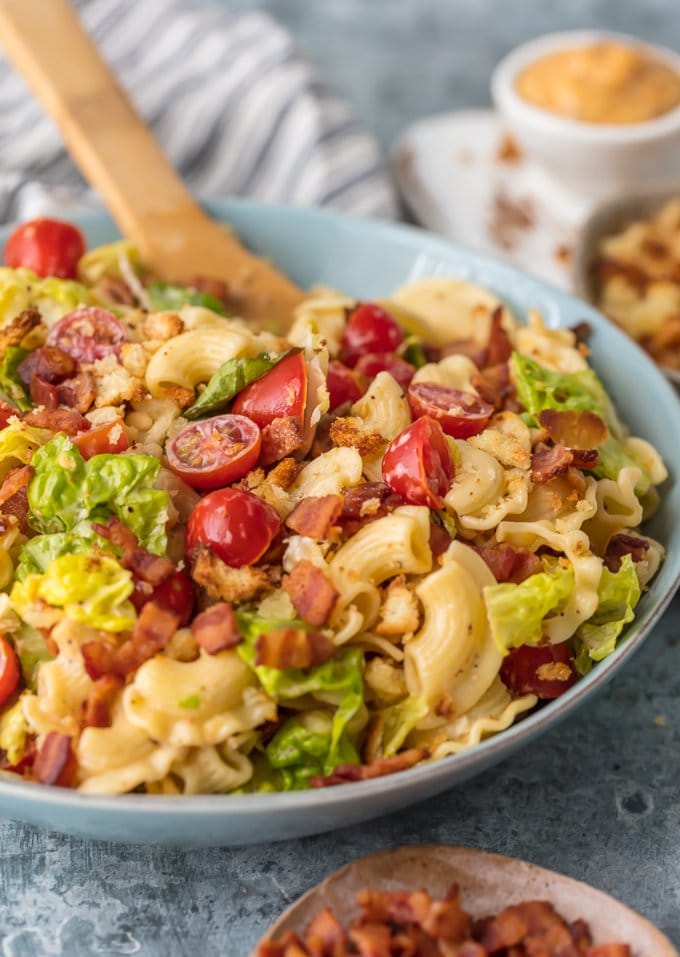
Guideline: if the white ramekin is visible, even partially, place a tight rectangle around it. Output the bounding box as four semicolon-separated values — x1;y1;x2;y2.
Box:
491;30;680;199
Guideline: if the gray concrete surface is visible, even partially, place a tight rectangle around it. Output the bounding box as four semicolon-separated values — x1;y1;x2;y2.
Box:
1;2;679;955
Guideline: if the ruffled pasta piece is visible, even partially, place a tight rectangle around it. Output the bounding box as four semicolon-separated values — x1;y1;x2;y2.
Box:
444;442;506;518
329;506;433;643
290;447;363;501
518;474;599;533
515;310;588;372
583;466;645;554
452;467;531;534
411;354;479;394
123;651;275;747
404;542;502;723
286;290;354;356
169;743;253;794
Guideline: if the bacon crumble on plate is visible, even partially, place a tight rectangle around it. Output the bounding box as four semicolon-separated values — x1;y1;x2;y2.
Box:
0;216;667;796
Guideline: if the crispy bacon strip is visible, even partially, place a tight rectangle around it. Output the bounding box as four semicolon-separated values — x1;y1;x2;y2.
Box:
82;675;123;728
310;747;428;788
530;443;574;483
93;517;174;585
473;543;543;584
18;344;76;386
339;482;404;536
55;371;96;413
484;306;513;367
0;465;32;507
34;732;77;787
305;908;347;955
283;560;339;627
538;409;608;450
23;406;90;436
285;494;343;539
254;627;336;670
260;416;304;467
604;532;650;572
81;639;118;681
470;362;512;410
82;603;179;679
29;375;58;409
191;603;242;654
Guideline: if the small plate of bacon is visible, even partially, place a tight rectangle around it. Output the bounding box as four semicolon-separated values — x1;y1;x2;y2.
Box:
255;844;677;957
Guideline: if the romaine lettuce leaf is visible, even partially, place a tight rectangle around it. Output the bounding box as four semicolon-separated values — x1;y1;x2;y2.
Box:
28;435;169;552
11;553;135;632
12;624;54;688
0;346;32;412
15;521;106;581
379;695;428;757
147;282;227;316
77;240;141;285
265;709;359;790
484;562;575;653
573;555;641;674
0;420;51;481
0;267;92;328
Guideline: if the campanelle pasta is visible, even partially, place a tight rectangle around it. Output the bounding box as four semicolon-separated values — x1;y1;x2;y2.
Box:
0;226;667;797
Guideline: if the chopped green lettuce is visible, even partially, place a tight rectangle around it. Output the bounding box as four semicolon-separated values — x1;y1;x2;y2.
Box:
28;434;169;553
0;420;51;481
147;281;227;316
510;352;651;493
12;624;54;688
573;555;641;674
402;336;428;369
184;352;283;420
77;240;141;285
484;562;575;653
265;710;358;790
0;267;92;327
379;695;428;757
0;346;32;411
15;521;106;581
11;553;135;632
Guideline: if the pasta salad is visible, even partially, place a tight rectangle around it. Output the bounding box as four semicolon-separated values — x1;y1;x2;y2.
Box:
0;217;667;795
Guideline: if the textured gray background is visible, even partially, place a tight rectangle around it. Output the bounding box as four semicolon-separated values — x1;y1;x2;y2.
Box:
2;2;680;956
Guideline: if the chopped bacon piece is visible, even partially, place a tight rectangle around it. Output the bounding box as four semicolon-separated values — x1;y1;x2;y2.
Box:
191;602;242;654
55;371;96;413
348;923;391;954
501;643;577;699
604;533;650;572
471;362;513;410
283;560;339;626
569;448;599;470
570;321;592;345
538;409;608;451
285;494;343;539
585;946;631;957
255;934;308;957
429;522;454;558
83;603;179;679
0;307;41;355
93;517;175;585
29;375;58;409
441;339;487;368
0;465;33;530
531;443;574;483
260;416;304;467
305;908;347;955
19;344;77;385
485;306;513;367
81;638;117;681
24;406;90;436
473;543;543;584
476;907;528;950
83;674;123;728
190;275;230;306
255;627;336;670
34;732;77;787
339;483;404;536
310;747;428;787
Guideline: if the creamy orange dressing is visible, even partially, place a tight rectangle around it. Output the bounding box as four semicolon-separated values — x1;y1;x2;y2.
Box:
517;42;680;124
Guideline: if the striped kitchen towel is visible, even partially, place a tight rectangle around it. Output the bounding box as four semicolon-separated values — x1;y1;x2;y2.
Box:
0;0;397;226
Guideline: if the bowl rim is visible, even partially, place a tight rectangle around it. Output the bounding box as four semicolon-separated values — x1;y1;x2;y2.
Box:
0;199;678;825
491;29;680;142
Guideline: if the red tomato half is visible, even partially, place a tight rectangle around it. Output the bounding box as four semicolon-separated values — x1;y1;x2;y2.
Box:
382;415;453;508
73;417;129;460
0;636;20;709
132;570;194;626
4;218;86;279
186;488;281;567
407;382;493;438
47;307;128;363
340;303;404;367
326;360;364;411
355;352;415;390
167;414;261;491
500;643;578;700
232;352;307;428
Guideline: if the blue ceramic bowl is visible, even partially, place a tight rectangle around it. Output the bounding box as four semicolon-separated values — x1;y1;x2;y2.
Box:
0;201;678;845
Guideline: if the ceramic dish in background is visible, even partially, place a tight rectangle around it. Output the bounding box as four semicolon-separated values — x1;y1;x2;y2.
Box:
573;186;680;388
491;30;680;201
0;200;679;846
257;845;678;956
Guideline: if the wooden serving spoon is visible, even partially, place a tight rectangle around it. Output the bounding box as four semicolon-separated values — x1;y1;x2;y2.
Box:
0;0;305;327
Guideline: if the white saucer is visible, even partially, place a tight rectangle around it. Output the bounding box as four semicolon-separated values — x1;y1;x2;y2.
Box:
391;109;597;291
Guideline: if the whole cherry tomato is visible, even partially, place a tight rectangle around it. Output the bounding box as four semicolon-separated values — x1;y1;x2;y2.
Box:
167;414;261;491
0;636;20;709
500;642;578;699
47;307;128;363
382;415;453;508
186;487;281;567
232;351;308;428
354;352;415;390
131;570;194;626
73;417;129;460
340;303;404;367
326;360;364;411
407;382;493;438
4;218;86;279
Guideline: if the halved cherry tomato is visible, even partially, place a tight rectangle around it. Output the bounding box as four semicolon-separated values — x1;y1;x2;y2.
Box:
326;360;364;411
46;307;128;363
186;487;281;567
355;352;415;390
232;351;308;428
340;303;404;368
167;414;261;491
382;415;453;508
407;382;493;438
73;417;129;459
131;570;194;626
4;218;86;279
500;642;578;700
0;635;20;709
0;401;17;430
